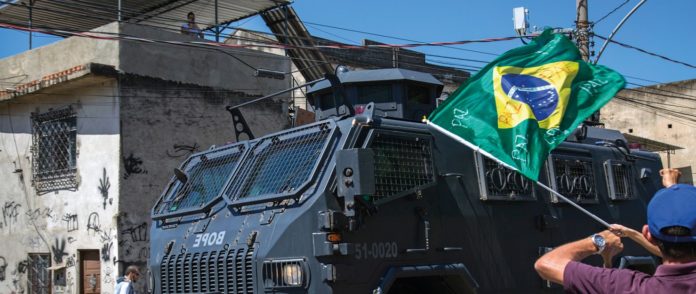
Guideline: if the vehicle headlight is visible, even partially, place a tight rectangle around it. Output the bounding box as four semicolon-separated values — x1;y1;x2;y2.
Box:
263;258;308;288
282;263;303;286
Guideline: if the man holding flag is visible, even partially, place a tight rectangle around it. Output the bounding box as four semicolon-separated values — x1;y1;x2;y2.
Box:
427;29;696;292
535;168;696;293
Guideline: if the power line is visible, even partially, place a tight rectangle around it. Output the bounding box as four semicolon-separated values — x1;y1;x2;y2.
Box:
614;95;696;126
593;0;630;25
302;20;501;56
594;34;696;70
624;84;696;101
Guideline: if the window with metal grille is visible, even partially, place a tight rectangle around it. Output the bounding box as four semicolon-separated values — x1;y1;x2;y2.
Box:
153;143;246;216
547;156;597;203
475;153;535;201
604;160;635;200
31;107;78;193
27;254;51;294
226;121;335;204
367;131;435;203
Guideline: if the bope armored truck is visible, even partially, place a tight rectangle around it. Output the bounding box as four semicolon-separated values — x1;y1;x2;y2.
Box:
148;68;664;293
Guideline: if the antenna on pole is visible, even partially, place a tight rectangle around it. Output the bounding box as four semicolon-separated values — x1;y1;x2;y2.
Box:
512;7;529;36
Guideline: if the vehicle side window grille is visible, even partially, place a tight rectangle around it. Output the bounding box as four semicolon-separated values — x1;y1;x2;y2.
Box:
475;153;535;201
31;107;78;194
604;160;635;200
368;132;435;203
547;156;598;203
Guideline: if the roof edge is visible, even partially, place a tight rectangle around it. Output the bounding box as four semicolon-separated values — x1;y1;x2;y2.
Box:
0;63;117;102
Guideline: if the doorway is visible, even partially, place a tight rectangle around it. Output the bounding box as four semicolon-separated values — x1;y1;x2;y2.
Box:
79;250;101;294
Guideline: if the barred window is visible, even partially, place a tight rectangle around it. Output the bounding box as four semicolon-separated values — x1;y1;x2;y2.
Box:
31;107;78;193
27;253;51;294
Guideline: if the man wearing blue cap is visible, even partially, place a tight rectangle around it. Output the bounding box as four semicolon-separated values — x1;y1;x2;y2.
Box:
535;168;696;293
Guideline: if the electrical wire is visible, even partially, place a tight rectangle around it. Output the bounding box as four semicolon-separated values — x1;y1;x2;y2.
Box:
614;95;696;127
593;0;631;25
0;20;500;80
594;34;696;70
0;0;499;71
303;20;500;56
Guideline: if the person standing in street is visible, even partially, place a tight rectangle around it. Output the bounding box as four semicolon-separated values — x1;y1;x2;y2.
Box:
534;168;696;293
114;265;141;294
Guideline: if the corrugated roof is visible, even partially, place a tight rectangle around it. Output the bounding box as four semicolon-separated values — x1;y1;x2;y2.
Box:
0;0;288;33
623;133;683;152
261;5;334;81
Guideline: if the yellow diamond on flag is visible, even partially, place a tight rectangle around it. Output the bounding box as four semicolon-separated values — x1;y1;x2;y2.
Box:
493;61;579;129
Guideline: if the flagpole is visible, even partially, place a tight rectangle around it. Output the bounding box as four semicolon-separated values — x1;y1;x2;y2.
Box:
534;181;611;228
426;120;612;229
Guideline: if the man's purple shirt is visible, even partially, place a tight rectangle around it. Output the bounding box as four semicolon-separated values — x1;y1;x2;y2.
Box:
564;260;696;293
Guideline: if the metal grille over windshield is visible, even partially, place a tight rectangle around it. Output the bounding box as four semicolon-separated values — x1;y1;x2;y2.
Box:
154;144;245;215
369;132;434;201
227;121;334;202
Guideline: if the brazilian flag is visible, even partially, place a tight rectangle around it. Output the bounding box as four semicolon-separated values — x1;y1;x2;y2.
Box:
427;30;625;181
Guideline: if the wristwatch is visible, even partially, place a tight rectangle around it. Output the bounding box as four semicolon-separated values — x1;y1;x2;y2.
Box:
591;234;606;255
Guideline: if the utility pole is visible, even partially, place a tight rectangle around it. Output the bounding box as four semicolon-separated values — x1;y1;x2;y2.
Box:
576;0;590;61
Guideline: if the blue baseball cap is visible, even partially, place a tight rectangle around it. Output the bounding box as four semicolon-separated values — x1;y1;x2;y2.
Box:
647;184;696;243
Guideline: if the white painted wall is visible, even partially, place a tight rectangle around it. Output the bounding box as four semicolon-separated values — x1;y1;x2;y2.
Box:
0;77;121;294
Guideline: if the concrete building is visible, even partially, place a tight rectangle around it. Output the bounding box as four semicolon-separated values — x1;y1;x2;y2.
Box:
0;22;290;294
602;80;696;184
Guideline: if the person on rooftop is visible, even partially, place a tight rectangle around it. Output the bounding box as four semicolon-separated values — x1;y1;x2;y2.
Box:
181;11;204;38
534;168;696;293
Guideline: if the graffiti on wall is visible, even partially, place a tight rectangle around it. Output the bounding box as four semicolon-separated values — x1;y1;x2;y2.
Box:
98;168;112;209
86;212;101;235
101;241;113;262
123;153;147;179
166;142;200;158
51;238;69;264
24;207;54;222
61;213;78;232
0;256;6;282
103;266;113;285
121;222;148;243
2;201;21;230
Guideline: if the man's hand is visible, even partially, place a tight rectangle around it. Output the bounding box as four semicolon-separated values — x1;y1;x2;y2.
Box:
598;230;623;267
534;230;624;285
609;224;662;257
660;168;681;188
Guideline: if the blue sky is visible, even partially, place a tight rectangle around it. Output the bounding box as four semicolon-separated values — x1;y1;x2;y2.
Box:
1;0;694;85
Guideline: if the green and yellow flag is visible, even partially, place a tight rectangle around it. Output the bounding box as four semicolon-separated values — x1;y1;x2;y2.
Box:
427;30;625;181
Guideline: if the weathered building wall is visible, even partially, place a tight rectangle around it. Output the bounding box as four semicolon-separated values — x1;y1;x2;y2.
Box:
0;77;121;294
119;24;291;93
118;75;290;293
0;23;119;92
602;80;696;183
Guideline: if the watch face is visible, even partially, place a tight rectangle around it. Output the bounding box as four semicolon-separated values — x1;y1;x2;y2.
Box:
593;234;606;247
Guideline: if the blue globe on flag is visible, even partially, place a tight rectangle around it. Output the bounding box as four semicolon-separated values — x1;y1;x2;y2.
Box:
500;74;559;121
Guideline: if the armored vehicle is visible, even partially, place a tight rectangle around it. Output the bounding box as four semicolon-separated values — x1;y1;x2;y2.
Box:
148;68;663;293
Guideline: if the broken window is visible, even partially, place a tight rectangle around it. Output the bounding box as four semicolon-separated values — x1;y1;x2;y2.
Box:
31;107;78;193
